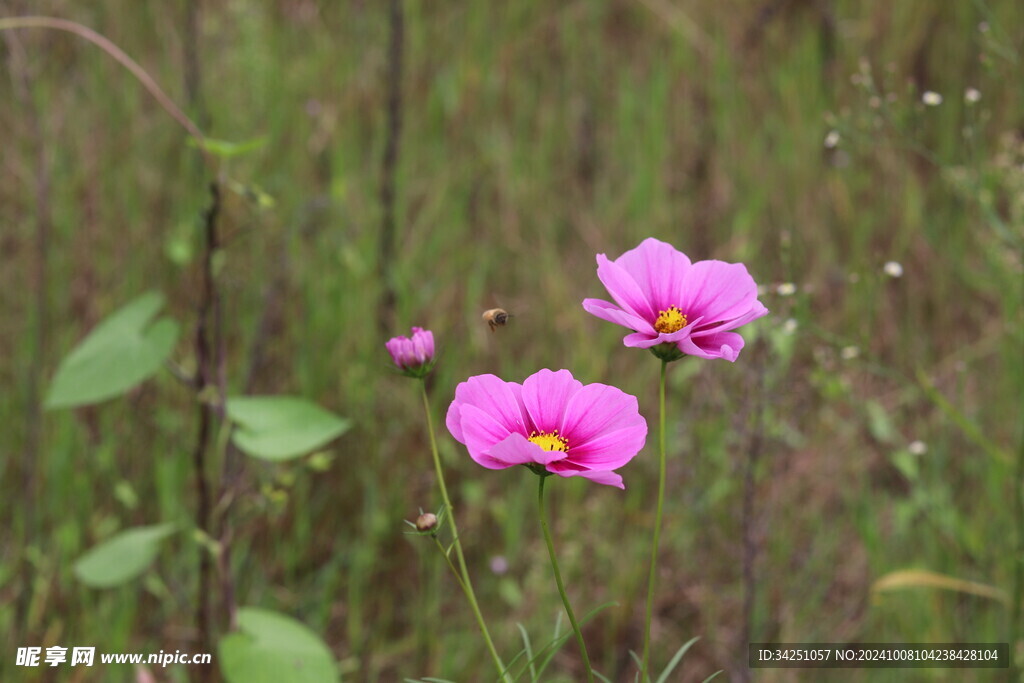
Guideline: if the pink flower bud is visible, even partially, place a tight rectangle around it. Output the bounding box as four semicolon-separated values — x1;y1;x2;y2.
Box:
386;327;436;378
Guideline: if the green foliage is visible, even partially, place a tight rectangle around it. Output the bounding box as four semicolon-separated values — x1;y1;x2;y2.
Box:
219;607;338;683
73;523;177;588
226;396;352;461
3;1;1022;680
45;291;179;409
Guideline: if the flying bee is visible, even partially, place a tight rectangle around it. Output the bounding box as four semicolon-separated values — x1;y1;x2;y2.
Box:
482;308;510;332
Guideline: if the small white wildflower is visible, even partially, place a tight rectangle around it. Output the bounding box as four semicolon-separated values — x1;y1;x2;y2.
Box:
978;21;989;33
965;88;981;104
869;95;881;109
908;440;928;455
782;318;798;334
776;282;797;296
489;556;509;575
757;284;769;297
922;91;943;106
840;345;860;360
824;130;840;148
883;261;904;278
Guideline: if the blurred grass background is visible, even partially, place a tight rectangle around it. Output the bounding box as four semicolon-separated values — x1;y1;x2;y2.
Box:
1;0;1022;680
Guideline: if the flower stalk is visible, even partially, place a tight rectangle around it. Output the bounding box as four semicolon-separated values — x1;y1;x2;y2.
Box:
640;358;668;681
537;474;594;683
419;379;508;682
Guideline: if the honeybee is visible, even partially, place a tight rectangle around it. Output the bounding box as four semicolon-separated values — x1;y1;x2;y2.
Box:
482;308;510;332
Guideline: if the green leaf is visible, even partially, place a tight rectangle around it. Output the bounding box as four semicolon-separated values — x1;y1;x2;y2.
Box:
73;523;177;588
219;608;338;683
655;636;700;683
46;292;179;409
227;396;352;461
865;400;897;444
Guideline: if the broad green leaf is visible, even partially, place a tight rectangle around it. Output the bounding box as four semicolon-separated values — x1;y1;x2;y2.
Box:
74;523;177;588
226;396;352;461
46;292;179;409
219;608;338;683
872;569;1008;604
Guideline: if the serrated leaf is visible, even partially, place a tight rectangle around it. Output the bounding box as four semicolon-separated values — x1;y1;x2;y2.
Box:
46;292;179;409
227;396;352;461
219;608;338;683
74;523;177;588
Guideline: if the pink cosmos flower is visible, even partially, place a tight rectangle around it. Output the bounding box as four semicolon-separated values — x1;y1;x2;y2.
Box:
386;326;435;377
583;238;768;361
446;369;647;489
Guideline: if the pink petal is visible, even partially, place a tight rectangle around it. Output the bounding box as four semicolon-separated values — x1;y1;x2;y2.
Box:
582;298;655;334
521;369;582;433
615;238;691;313
458;404;517;468
548;467;625;489
622;315;703;349
595;255;655;321
680;330;746;361
678;260;760;324
446;374;527;443
484;432;569;468
560;384;645;446
692;300;768;334
567;426;647;470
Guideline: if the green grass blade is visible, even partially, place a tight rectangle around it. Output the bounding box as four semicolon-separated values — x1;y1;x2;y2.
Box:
654;636;700;683
516;623;537;681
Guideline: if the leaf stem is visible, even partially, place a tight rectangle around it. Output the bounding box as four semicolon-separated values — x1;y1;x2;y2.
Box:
537;474;594;682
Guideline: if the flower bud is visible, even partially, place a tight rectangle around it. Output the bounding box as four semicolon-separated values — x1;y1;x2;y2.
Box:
386;327;436;378
415;512;438;532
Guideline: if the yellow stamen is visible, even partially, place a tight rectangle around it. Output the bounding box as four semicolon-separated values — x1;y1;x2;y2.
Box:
654;306;687;334
528;430;569;453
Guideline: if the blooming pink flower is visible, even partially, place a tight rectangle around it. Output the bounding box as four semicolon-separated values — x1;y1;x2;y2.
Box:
583;238;768;361
386;327;435;377
446;369;647;489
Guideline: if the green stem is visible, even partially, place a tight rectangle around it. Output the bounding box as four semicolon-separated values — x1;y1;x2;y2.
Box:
1010;433;1024;681
433;537;469;594
537;475;594;682
640;359;668;681
0;16;211;167
420;380;508;682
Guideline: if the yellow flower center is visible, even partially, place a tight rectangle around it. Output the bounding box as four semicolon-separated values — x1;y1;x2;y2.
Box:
654;306;687;334
528;430;569;453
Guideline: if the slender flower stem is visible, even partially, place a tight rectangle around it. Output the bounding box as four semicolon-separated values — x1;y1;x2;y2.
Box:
419;380;508;682
640;359;669;681
433;536;468;593
537;475;594;683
